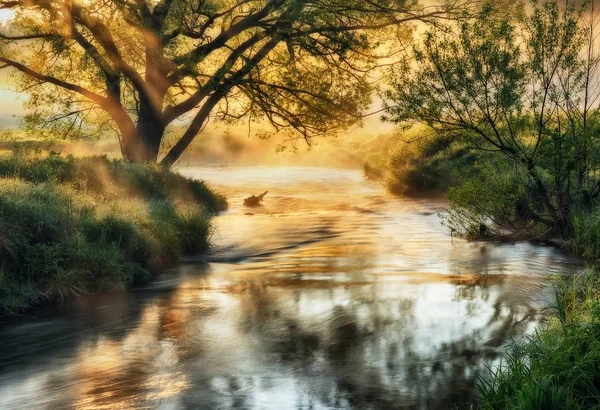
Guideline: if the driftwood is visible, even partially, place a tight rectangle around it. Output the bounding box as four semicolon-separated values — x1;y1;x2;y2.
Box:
244;191;268;207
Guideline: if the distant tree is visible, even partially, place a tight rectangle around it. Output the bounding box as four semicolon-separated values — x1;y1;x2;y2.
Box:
0;0;468;166
383;0;600;236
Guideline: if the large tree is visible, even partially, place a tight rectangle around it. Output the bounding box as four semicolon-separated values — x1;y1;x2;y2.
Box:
0;0;466;166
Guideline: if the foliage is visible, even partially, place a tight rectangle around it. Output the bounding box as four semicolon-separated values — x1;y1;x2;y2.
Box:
478;270;600;409
443;156;547;238
0;151;225;313
364;130;473;196
0;0;468;165
566;210;600;263
383;0;600;238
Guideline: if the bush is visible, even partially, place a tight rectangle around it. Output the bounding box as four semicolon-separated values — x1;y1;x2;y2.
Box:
564;211;600;264
0;151;226;313
383;0;600;239
364;131;473;197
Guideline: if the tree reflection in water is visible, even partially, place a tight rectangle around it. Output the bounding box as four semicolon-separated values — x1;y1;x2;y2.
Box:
0;167;583;410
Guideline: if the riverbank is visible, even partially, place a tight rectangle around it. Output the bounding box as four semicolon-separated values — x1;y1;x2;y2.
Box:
478;271;600;409
363;141;600;407
0;151;226;314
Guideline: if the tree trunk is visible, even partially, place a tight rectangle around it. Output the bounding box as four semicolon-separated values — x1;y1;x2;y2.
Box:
136;96;165;162
121;95;165;163
160;92;222;168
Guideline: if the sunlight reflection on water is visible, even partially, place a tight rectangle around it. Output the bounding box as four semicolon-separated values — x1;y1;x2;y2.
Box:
0;166;583;409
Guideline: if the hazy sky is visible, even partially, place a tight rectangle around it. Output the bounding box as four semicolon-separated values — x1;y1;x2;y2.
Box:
0;72;21;127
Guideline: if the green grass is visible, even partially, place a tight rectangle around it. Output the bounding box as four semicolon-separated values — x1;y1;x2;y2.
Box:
477;271;600;409
0;151;226;313
0;149;226;210
566;211;600;264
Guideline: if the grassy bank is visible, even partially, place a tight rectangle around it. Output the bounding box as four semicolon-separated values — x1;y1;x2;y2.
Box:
0;151;226;313
477;272;600;409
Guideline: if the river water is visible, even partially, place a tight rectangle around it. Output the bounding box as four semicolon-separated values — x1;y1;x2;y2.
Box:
0;166;583;410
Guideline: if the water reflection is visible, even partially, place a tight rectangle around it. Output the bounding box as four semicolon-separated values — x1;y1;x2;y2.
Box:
0;167;583;409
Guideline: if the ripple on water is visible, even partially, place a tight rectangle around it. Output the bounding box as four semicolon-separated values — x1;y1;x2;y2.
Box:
0;166;584;410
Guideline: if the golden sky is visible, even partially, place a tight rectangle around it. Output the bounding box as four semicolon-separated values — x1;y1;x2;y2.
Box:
0;72;21;127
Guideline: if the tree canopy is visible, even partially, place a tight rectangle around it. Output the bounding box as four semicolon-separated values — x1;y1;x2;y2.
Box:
383;0;600;236
0;0;467;166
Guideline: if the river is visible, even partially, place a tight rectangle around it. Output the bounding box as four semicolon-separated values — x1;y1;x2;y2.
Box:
0;166;583;409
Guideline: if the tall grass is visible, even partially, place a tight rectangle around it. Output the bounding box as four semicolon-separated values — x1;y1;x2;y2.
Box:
567;211;600;263
0;151;226;313
477;271;600;409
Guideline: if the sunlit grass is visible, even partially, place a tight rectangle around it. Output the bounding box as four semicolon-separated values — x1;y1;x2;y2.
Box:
0;151;226;313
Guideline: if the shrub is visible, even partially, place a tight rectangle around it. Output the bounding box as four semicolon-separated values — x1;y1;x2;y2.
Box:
566;211;600;263
364;131;473;197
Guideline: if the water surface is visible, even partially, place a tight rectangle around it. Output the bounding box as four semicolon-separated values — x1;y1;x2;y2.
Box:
0;166;583;409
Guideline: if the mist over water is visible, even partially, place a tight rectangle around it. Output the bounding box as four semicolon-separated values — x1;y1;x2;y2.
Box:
0;166;583;409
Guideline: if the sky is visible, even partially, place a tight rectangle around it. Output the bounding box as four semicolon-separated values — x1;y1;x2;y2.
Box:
0;69;22;127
